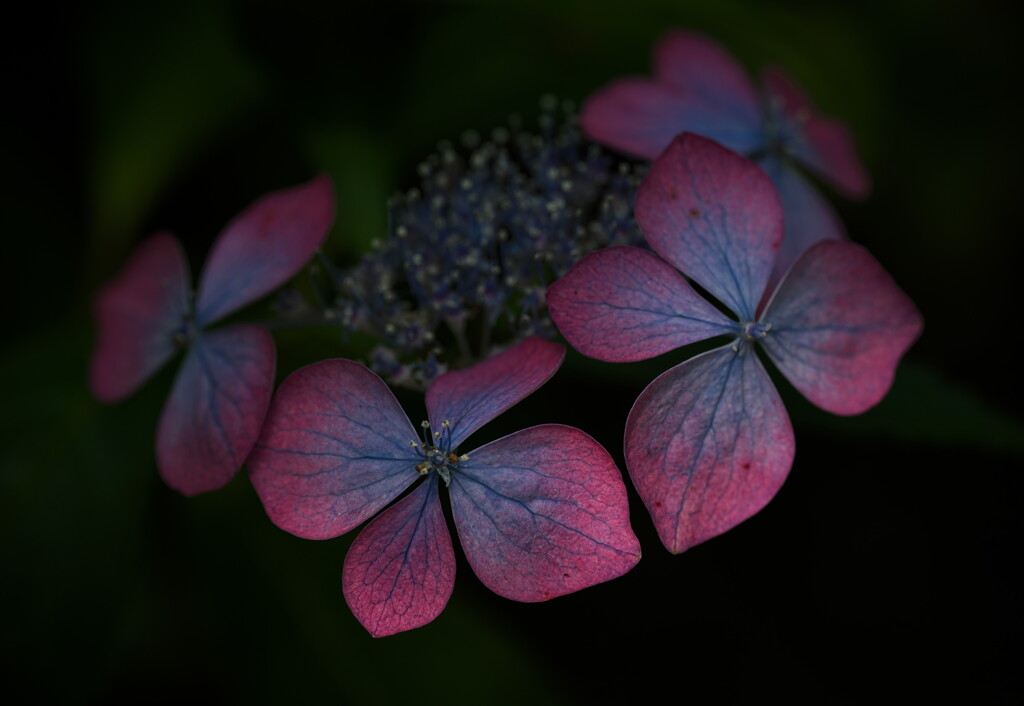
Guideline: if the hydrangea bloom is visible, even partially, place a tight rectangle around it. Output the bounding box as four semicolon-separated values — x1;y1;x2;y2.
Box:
247;336;641;636
90;175;335;495
548;134;921;554
580;29;869;285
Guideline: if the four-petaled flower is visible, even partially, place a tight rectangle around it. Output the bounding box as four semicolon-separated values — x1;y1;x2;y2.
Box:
90;175;335;495
548;133;922;554
581;29;869;286
247;336;641;636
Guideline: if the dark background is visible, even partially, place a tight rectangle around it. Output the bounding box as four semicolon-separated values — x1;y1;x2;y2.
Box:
3;1;1021;703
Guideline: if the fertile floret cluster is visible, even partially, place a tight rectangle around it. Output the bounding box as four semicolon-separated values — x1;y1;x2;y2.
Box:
326;99;646;388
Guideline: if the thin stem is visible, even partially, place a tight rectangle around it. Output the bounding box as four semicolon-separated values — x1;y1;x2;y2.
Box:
446;316;472;364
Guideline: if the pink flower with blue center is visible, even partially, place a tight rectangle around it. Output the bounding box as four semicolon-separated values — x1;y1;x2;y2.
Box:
247;336;641;637
547;133;922;554
89;175;335;495
580;29;869;286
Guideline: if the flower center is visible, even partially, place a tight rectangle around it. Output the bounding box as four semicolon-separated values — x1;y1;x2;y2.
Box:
409;419;467;487
760;93;809;161
170;316;199;349
732;321;772;353
743;321;772;340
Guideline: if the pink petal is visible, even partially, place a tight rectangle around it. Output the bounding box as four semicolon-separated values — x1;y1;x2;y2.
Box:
580;77;762;161
762;67;870;200
247;358;421;540
654;29;759;109
580;30;764;161
195;174;335;326
758;157;847;299
547;246;733;362
759;241;923;416
156;324;275;496
653;29;762;151
580;78;708;160
425;337;564;449
90;232;191;402
634;133;782;322
343;478;455;637
625;345;795;554
450;425;641;601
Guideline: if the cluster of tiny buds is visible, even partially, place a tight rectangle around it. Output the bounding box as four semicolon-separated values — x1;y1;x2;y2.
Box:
310;97;647;389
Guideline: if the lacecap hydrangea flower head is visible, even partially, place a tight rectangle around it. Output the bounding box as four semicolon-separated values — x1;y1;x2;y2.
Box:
581;29;868;285
325;104;646;390
90;176;335;495
548;133;922;554
247;336;641;636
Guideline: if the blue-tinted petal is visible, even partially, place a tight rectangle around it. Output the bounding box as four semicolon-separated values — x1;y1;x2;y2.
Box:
580;78;762;160
450;425;640;601
652;29;763;153
625;344;795;553
343;477;455;637
90;232;191;402
635;134;782;321
758;156;847;298
547;246;734;362
760;240;923;415
248;358;420;539
156;324;275;495
762;67;870;200
425;337;564;449
195;175;334;326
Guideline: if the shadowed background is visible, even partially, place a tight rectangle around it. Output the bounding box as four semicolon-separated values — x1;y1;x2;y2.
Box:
3;0;1021;703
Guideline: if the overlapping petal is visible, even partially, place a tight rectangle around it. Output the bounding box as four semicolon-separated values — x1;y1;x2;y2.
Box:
547;246;733;361
580;78;716;160
762;68;870;200
652;29;762;152
450;425;641;601
248;358;420;539
580;31;763;161
90;232;191;402
195;174;335;326
654;30;757;106
625;345;795;554
156;324;275;496
343;477;456;638
635;133;782;321
758;156;847;295
759;240;923;416
425;337;565;449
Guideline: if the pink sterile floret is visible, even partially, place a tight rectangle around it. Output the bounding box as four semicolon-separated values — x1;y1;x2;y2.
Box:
580;29;870;286
90;175;335;495
548;133;921;554
248;337;641;637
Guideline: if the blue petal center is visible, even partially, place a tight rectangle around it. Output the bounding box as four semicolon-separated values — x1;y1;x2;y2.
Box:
743;320;772;341
412;419;464;487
